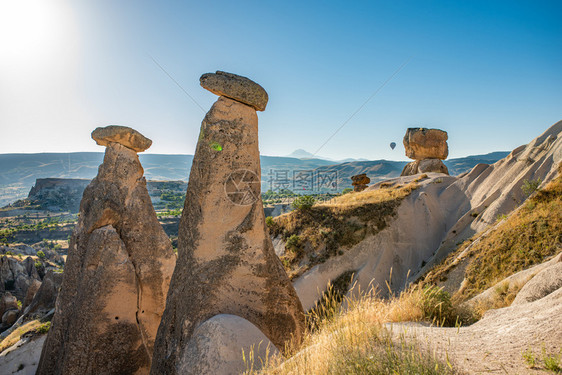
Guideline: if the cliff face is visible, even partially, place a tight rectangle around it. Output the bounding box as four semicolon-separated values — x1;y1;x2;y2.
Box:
27;178;91;212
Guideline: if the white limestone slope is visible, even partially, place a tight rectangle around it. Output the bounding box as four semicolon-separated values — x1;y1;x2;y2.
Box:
293;120;562;310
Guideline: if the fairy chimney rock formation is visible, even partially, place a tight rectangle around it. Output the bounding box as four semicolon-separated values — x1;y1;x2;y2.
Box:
151;72;304;375
351;173;370;192
401;128;450;176
37;126;176;375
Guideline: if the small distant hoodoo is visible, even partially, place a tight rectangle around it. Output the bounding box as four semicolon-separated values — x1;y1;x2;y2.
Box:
351;173;370;192
401;127;450;176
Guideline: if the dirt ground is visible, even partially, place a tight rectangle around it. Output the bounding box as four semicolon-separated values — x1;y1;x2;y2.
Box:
388;286;562;374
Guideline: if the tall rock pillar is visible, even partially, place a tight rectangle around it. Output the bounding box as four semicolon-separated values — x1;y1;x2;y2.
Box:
37;126;176;375
151;71;305;374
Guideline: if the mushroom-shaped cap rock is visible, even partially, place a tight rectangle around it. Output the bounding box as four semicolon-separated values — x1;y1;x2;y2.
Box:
200;71;268;111
91;125;152;152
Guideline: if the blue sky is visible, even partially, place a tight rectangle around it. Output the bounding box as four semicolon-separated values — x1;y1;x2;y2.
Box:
0;0;560;160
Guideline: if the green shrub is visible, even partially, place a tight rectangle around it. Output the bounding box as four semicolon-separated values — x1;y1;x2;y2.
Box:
522;178;542;197
341;188;353;195
265;216;274;227
286;234;301;252
37;250;46;259
36;322;51;334
292;195;316;211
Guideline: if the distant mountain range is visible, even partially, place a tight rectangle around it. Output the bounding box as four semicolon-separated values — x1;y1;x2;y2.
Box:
0;151;509;206
286;149;369;163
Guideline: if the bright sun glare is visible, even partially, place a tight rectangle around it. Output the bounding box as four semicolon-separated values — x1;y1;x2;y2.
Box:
0;0;67;68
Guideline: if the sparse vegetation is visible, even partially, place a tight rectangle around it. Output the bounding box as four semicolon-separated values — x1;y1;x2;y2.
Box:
291;195;316;211
244;284;459;374
156;209;182;218
36;321;51;334
523;347;537;368
272;183;418;279
265;216;274;228
159;191;185;210
0;320;42;353
522;178;542;197
544;353;561;373
424;165;562;305
522;347;562;373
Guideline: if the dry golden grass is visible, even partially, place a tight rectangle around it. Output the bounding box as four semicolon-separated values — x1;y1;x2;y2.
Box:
0;319;42;353
318;183;417;208
424;163;562;305
469;279;527;320
244;284;459;375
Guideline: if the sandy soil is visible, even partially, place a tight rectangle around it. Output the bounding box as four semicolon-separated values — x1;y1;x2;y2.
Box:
388;286;562;374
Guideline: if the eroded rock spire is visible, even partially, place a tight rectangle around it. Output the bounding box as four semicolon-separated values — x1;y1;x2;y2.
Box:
151;72;305;374
37;126;176;375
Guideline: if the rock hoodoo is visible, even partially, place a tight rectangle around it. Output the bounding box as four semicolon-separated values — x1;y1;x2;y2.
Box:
351;173;370;192
37;126;176;375
401;127;449;176
151;72;304;375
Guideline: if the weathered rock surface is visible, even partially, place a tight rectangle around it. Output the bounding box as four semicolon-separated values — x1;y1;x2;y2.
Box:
200;71;269;111
0;256;41;331
512;261;562;305
91;125;152;152
177;314;280;375
0;334;46;375
37;129;176;375
22;279;41;311
26;178;91;212
24;270;62;317
0;256;41;301
0;270;63;341
0;292;19;316
151;94;304;374
2;309;19;325
403;128;448;160
401;159;449;176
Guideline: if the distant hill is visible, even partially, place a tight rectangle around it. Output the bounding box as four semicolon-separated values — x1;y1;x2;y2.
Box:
306;151;511;192
285;149;369;163
0;151;509;206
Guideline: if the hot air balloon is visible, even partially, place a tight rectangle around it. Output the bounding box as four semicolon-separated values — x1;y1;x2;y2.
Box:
390;142;396;150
